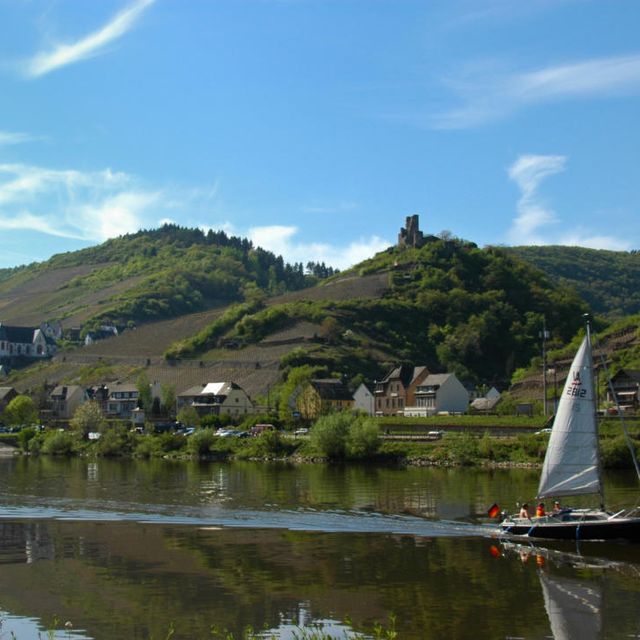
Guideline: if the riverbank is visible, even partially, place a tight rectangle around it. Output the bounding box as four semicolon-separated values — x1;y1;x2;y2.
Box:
5;424;638;470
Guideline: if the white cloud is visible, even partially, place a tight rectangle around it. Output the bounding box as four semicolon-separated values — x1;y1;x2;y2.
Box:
506;154;631;250
24;0;155;77
248;225;389;270
558;232;631;251
0;162;158;241
432;53;640;129
507;154;565;245
0;131;38;146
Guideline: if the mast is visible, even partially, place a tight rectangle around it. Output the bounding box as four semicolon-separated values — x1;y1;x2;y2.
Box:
585;317;606;509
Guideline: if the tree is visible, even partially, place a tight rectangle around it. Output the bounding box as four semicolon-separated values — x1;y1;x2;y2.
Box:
160;383;176;417
2;395;38;427
309;412;351;459
346;417;380;458
136;372;153;413
176;406;200;427
70;401;107;437
320;317;341;344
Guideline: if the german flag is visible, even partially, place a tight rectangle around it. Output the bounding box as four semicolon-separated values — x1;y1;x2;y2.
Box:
487;503;501;518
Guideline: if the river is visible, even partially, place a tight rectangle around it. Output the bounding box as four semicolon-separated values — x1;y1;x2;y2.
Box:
0;456;638;639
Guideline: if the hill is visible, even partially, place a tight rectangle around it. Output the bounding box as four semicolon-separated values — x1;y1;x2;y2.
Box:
504;246;640;318
0;230;601;402
0;224;333;333
160;236;587;388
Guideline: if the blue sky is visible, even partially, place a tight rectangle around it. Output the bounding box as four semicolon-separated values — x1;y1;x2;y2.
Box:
1;0;639;270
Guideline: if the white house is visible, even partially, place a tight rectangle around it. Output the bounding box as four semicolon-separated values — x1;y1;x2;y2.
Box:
177;382;254;417
403;373;469;417
352;383;374;415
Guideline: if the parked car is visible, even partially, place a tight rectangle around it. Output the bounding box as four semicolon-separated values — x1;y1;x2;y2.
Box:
535;428;553;435
294;428;309;436
216;429;248;438
250;424;274;437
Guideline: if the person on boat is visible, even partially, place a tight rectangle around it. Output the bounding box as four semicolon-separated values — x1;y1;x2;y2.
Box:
536;502;546;517
519;503;531;519
552;500;562;513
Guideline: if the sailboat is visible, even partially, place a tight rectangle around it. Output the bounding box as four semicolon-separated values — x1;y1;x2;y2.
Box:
499;322;640;541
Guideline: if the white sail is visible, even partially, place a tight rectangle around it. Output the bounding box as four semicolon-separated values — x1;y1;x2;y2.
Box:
537;335;602;499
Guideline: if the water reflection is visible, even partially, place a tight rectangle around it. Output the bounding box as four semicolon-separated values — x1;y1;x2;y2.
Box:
497;541;640;640
1;458;640;639
0;520;638;639
540;573;601;640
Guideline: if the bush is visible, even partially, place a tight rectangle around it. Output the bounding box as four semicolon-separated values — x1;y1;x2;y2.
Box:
134;437;160;458
156;432;187;453
601;435;638;469
253;430;290;457
17;427;36;452
346;418;380;459
310;413;352;459
446;432;479;466
200;413;233;430
42;431;77;456
187;429;216;456
96;426;132;457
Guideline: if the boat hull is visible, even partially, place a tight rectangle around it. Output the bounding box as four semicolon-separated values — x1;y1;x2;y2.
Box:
500;516;640;541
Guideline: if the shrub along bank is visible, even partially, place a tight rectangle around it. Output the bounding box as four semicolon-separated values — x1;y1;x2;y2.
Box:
12;418;640;470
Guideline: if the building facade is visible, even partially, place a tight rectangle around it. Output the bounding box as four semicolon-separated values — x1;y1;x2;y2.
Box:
177;382;254;418
403;373;469;417
296;379;354;419
373;365;430;416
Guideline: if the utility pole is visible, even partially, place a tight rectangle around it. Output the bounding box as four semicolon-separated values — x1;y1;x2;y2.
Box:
540;319;550;416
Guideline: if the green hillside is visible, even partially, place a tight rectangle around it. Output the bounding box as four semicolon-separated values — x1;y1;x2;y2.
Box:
6;229;629;399
164;237;587;387
0;225;333;332
505;246;640;318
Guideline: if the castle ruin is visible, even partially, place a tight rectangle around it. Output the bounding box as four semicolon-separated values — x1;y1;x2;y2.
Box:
397;214;425;249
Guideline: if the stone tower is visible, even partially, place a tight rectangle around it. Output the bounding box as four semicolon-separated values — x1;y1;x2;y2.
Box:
398;214;425;249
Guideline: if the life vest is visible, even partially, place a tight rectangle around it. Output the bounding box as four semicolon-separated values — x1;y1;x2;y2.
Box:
536;505;545;517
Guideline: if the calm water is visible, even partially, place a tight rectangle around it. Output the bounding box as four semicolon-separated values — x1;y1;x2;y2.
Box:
0;456;639;639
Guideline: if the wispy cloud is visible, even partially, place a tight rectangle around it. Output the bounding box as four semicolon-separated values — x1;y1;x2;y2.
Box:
24;0;155;78
0;163;160;241
248;225;389;270
431;53;640;129
301;201;360;215
507;154;631;250
0;131;39;146
507;154;565;244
